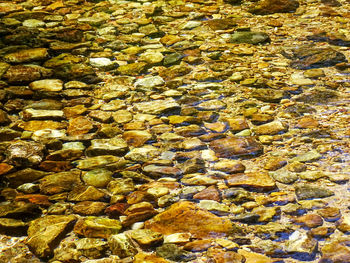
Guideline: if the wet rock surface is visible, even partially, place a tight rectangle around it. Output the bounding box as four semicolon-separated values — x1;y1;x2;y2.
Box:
0;0;349;262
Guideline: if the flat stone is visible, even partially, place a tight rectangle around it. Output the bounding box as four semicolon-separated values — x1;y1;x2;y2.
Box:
0;218;28;236
291;150;322;163
29;79;63;92
5;168;48;188
252;88;286;102
134;252;169;263
3;65;52;84
134;76;164;90
74;217;122;238
72;201;108;216
72;155;127;170
107;178;135;195
293;214;324;228
320;240;350;262
4;48;49;63
230;31;270;45
18;120;66;131
112;110;133;124
237;249;274;263
75;238;108;259
134;98;180;115
226;172;276;190
122;130;152;147
86;138;128;156
207;247;245;263
39;170;81;195
82;169;113;188
5;140;45;167
295;184;334;200
26;215;77;258
209;136;264;158
285;230;317;260
145;201;238;238
116;62;147;76
129;229;163;247
67;116;94;136
67;185;107;202
143;165;182;178
122;202;158;226
253;120;288;135
213;160;246;173
21;109;64;121
269;170;298;184
249;0;299;15
282;45;348;69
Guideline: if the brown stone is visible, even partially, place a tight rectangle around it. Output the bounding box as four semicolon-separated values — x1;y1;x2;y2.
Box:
296;116;319;129
226;173;276;190
226;116;249;132
207;247;245;263
3;65;52;84
74;217;122;238
317;207;341;221
193;185;221;202
67;116;94;136
6;168;48;188
4;48;49;63
122;130;152;147
210;137;263;158
0;163;14;176
72;201;108;216
264;157;287;171
18;120;67;132
145;201;237;238
320;240;350;263
15;194;52;207
213;160;246;173
183;239;213;252
249;0;299;15
39;161;73;172
122;202;158;227
39;170;81;195
293;214;323;228
237;249;274;263
134;252;169;263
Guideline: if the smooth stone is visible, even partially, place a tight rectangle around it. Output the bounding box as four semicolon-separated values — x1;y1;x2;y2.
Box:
196;100;226;111
125;146;160;162
182;21;202;29
207;247;244;263
139;51;164;65
122;202;158;227
238;249;275;263
134;98;180;115
225;116;249;132
198;200;230;213
293;214;324;228
209;136;264;158
134;252;169;263
145;201;239;238
116;62;147;76
75;238;108;259
264;157;287;171
269;170;298;184
252;88;286;102
67;116;94;136
17;183;40;194
320;240;350;263
74;217;122;238
299;171;326;181
317;207;341;222
0;163;14;176
226;172;276;190
249;0;299;15
295;184;334;200
181;173;218;186
72;155;125;170
89;58;116;70
18;120;66;132
336;214;350;233
0;218;28;236
4;48;48;63
193;185;221;202
291;150;322;163
122;130;152;147
134;76;164;90
0;128;21;142
86;138;128;157
253;120;288;135
29;79;63;92
82;169;113;188
230;31;270;45
26;215;77;258
296;116;319;129
23;19;45;27
45;148;82;161
21;109;64;121
143;165;182;178
112;110;133;124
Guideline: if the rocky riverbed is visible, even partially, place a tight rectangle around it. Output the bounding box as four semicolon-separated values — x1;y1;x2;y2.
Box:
0;0;350;262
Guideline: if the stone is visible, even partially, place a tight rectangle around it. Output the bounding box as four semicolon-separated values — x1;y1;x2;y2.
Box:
296;116;319;129
0;201;41;218
282;45;347;69
134;98;180;115
139;51;164;65
75;238;108;259
0;218;28;236
209;136;263;158
6;168;48;188
295;184;334;200
264;157;287;171
134;252;169;263
134;76;164;90
112;110;133;124
5;140;45;167
19;120;66;132
198;200;230;213
107;178;135;195
293;214;324;228
226;116;249;132
285;231;317;260
336;214;350;233
237;249;274;263
207;247;245;263
226;172;276;190
86;138;128;157
73;155;125;170
29;79;63;92
269;170;298;184
249;0;299;15
4;48;49;63
3;65;52;84
122;130;152;147
108;233;138;258
82;169;113;188
156;243;195;261
252;88;286;102
125;146;160;162
67;116;94;136
39;170;81;195
230;31;270;45
89;58;116;70
291;150;322;163
193;185;221;201
145;201;238;238
320;240;350;263
317;207;341;221
213;160;246;173
0;163;14;176
163;53;183;66
122;202;158;227
72;201;107;216
26;215;77;258
0;109;10;124
143;165;182;178
67;185;107;202
129;229;163;247
116;62;147;76
21;109;64;121
74;217;122;238
253;121;288;135
164;232;191;244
